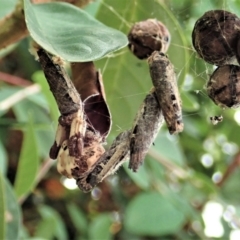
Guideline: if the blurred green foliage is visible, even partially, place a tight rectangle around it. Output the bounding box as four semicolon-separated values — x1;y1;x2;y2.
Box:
1;0;240;239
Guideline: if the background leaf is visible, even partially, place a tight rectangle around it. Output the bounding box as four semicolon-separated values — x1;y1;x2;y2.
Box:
123;162;150;190
125;192;185;236
35;205;68;240
2;1;240;239
88;213;113;240
5;178;21;240
0;0;17;19
14;116;39;199
32;71;59;123
0;141;7;175
24;0;128;62
66;203;88;236
0;172;5;240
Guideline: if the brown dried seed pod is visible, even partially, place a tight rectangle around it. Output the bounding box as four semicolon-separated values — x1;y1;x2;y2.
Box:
207;65;240;108
128;19;170;59
192;10;240;66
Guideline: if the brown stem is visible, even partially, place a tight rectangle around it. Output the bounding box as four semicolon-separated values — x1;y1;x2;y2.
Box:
0;1;28;50
0;0;93;50
216;151;240;187
0;71;31;86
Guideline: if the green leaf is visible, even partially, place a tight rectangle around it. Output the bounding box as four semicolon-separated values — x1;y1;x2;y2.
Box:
24;0;128;62
125;192;185;236
0;141;7;175
66;203;88;235
32;71;59;123
0;0;17;18
0;172;5;240
13;99;55;159
123;162;150;190
0;86;22;116
153;132;186;166
35;205;68;240
14;116;39;199
89;214;113;240
83;0;102;17
34;214;56;239
5;178;21;240
182;91;200;112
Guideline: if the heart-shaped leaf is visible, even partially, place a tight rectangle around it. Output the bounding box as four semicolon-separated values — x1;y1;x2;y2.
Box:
24;0;128;62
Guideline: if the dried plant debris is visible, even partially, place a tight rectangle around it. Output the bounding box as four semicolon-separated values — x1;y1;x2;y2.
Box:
148;51;184;134
37;49;107;179
38;45;175;192
207;65;240;108
210;115;223;125
128;19;170;59
77;131;131;192
192;10;240;66
77;89;165;191
77;88;166;191
71;62;111;138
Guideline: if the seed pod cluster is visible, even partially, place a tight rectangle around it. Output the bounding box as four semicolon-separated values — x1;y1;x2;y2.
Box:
192;10;240;66
128;19;170;59
192;10;240;108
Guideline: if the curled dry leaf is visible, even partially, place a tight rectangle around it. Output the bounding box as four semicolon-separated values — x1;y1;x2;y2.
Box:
71;62;112;138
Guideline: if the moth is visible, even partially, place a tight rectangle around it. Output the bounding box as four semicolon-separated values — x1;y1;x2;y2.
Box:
148;51;184;134
129;90;164;172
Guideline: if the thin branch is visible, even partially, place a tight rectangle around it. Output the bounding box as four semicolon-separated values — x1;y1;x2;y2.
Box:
0;83;41;111
216;151;240;187
0;71;31;86
0;0;28;50
35;158;55;184
18;157;55;204
148;148;189;179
